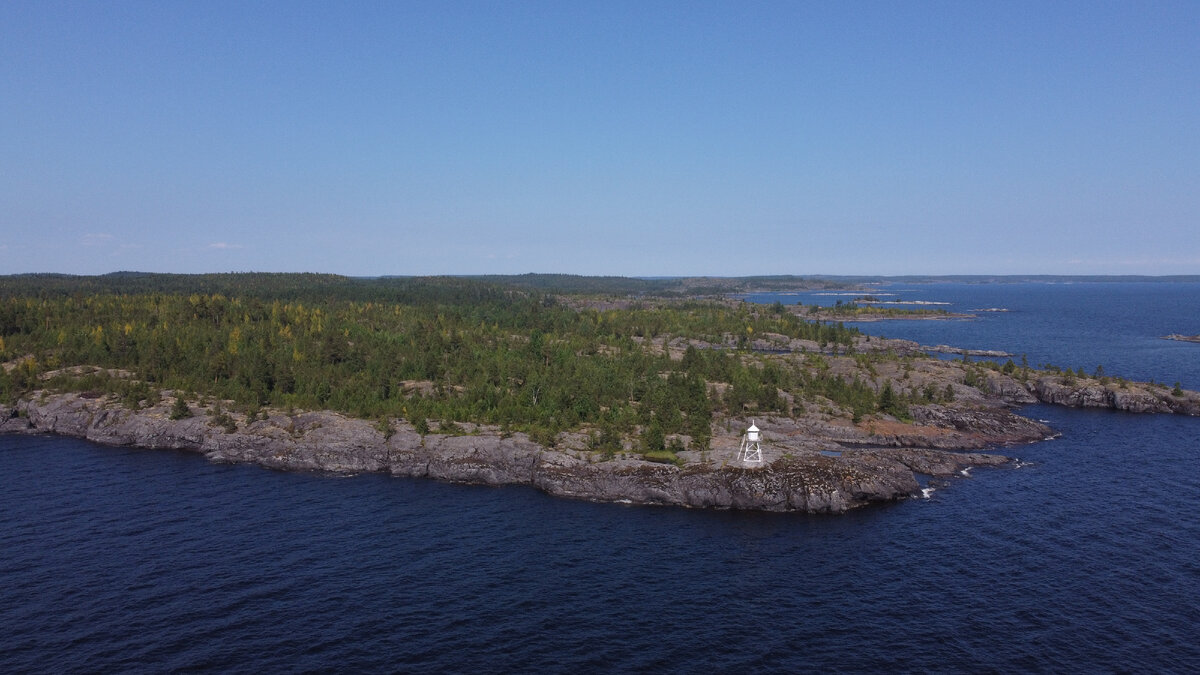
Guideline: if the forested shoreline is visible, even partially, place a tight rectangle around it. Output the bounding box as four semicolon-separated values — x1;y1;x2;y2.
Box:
2;273;881;455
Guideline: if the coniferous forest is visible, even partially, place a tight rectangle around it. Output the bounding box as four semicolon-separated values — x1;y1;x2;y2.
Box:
0;273;876;452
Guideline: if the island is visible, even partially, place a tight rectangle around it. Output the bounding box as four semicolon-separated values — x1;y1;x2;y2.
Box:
1164;334;1200;344
2;273;1198;513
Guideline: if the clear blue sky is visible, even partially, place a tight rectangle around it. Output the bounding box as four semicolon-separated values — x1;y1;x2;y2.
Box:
2;1;1197;276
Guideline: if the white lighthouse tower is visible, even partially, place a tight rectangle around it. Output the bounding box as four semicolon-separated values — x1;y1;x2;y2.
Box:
739;421;763;464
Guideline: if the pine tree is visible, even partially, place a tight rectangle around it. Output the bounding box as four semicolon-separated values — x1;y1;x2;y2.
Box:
169;395;192;420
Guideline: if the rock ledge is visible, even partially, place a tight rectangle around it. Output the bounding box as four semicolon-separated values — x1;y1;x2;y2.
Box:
0;392;1032;514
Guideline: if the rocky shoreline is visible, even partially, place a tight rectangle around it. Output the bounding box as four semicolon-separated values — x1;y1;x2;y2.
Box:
4;370;1196;513
2;390;1045;514
925;344;1014;357
4;329;1198;514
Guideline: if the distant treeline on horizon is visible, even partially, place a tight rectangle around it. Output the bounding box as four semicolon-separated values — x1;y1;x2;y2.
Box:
3;271;1199;300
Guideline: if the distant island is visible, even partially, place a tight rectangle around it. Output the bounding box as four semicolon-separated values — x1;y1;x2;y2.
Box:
3;273;1198;513
1164;334;1200;344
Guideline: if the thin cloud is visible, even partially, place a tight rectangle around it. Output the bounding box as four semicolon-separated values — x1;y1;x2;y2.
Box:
109;243;143;258
1080;256;1200;267
208;242;244;250
1062;255;1200;271
81;233;114;246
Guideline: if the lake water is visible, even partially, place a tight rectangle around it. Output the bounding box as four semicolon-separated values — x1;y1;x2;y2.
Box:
3;282;1200;672
740;281;1200;389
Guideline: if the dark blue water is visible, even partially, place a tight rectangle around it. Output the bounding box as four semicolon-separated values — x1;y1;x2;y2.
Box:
4;283;1200;672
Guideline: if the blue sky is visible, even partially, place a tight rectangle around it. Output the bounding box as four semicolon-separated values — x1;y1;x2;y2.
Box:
2;1;1197;276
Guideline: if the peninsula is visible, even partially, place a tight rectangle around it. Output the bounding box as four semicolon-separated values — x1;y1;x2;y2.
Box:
2;273;1198;512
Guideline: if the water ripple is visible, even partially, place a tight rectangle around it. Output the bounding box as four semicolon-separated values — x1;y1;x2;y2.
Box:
2;407;1199;672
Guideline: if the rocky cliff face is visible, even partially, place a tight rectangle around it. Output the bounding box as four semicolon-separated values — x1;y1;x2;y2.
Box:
975;372;1200;415
1027;378;1200;415
0;392;1021;514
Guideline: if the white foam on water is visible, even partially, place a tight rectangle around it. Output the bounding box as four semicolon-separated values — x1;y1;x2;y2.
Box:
920;487;935;499
872;300;951;305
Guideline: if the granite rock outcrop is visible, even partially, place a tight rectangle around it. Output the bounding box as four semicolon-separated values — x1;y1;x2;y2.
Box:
2;392;1027;513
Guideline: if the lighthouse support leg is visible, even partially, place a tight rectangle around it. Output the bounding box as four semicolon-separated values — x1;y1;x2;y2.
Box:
740;439;762;464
